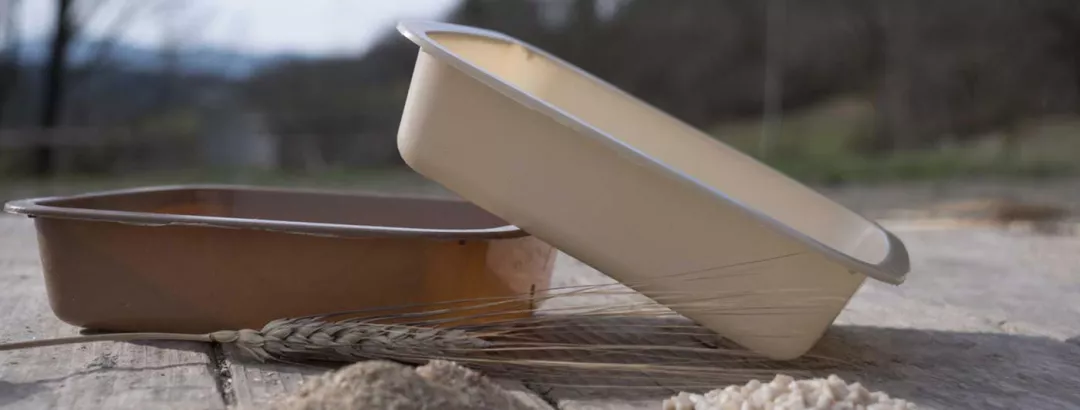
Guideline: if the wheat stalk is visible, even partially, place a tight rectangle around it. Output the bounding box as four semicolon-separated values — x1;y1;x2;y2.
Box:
218;317;495;363
0;317;491;362
0;315;839;390
0;279;851;390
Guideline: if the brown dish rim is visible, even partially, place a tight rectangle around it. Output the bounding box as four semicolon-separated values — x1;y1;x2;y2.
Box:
3;184;527;240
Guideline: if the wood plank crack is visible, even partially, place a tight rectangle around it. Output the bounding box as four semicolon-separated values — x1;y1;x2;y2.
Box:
209;343;237;408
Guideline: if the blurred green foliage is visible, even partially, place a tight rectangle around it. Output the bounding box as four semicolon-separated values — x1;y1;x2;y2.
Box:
3;0;1080;184
714;98;1077;184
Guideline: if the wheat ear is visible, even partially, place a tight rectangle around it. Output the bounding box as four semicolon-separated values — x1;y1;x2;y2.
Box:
0;317;491;364
221;318;493;363
0;279;852;390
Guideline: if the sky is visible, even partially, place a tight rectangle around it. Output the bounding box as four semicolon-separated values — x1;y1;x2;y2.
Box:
17;0;461;56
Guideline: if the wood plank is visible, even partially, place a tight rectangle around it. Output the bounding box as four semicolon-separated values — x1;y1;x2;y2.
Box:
533;255;688;410
223;345;554;409
864;222;1080;338
547;225;1080;409
554;400;658;410
215;219;1080;409
0;216;225;410
222;345;328;408
491;379;556;410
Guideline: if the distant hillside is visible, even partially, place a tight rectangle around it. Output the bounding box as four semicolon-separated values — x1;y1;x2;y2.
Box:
1;63;239;127
17;39;287;79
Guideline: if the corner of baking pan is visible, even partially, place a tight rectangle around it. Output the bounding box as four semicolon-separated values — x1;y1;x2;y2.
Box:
4;196;51;217
730;195;909;286
398;20;503;44
867;226;910;285
4;199;30;215
725;192;910;286
397;20;529;59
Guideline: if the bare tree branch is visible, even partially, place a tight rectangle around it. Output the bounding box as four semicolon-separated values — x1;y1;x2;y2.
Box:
0;0;23;126
151;1;209;116
68;0;161;88
31;0;157;175
33;0;76;175
0;0;20;58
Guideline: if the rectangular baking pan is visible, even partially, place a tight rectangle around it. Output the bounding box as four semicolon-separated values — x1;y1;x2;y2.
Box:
4;185;556;333
395;21;909;359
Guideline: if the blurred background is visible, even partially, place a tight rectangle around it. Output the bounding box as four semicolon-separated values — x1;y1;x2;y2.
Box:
1;0;1079;216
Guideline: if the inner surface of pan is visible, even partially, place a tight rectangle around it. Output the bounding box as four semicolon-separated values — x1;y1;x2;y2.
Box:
423;31;891;267
14;186;515;233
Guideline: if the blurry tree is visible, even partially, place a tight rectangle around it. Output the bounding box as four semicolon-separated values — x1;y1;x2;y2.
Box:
150;2;185;117
34;0;75;176
121;1;210;127
243;0;555;170
241;0;1080;170
244;38;416;170
33;0;166;176
449;0;547;41
867;0;1080;153
0;0;21;127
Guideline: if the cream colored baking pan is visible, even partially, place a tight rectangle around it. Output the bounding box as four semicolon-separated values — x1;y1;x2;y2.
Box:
395;21;909;360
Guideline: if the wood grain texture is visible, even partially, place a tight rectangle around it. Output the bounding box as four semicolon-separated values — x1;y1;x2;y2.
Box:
1;212;1078;409
493;379;558;410
222;345;555;409
531;255;682;410
546;222;1080;410
0;216;225;410
222;344;327;409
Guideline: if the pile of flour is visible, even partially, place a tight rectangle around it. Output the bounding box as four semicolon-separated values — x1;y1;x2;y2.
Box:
272;360;548;410
663;374;918;410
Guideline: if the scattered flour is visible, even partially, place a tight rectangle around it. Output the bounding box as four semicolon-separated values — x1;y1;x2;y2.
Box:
663;374;918;410
271;360;548;410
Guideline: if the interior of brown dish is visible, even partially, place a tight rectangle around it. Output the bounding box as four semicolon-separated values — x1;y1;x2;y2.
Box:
39;187;511;230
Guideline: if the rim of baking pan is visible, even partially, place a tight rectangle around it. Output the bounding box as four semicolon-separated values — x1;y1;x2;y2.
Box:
3;184;527;239
397;20;909;284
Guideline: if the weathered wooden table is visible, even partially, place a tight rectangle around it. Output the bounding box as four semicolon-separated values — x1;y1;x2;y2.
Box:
0;215;1077;409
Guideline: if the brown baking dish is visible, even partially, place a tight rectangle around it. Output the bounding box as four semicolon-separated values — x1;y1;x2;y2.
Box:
4;185;556;333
